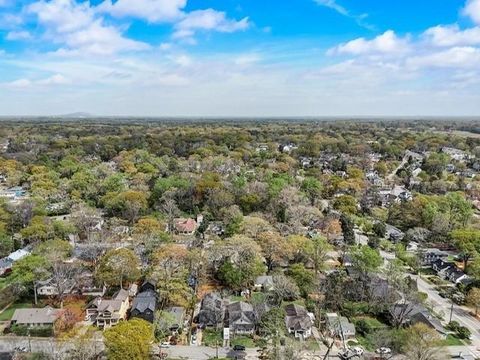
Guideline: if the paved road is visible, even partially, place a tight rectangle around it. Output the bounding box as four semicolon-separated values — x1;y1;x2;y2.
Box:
155;345;260;359
414;275;480;357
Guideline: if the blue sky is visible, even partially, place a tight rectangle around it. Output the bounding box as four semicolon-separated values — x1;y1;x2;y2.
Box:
0;0;480;116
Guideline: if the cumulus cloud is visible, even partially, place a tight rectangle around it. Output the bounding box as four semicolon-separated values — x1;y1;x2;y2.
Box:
463;0;480;25
424;24;480;47
27;0;149;55
173;9;250;39
407;46;480;69
328;30;410;55
97;0;186;23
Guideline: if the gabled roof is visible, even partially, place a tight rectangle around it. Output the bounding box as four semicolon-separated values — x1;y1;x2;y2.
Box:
112;289;129;302
131;290;156;313
284;304;312;331
174;218;197;233
227;302;255;327
7;248;30;262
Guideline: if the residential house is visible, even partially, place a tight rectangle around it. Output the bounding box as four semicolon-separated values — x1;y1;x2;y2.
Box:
326;313;356;339
421;249;449;266
197;293;225;328
279;143;298;153
11;307;61;328
173;218;197;235
385;224;405;243
445;268;470;285
85;289;130;328
441;147;470;162
36;277;76;297
7;248;30;262
226;302;256;335
167;306;185;334
77;271;107;297
130;289;157;323
391;304;447;339
284;304;313;339
254;276;274;292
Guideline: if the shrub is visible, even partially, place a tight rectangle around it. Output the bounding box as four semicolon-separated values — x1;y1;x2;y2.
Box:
456;326;471;340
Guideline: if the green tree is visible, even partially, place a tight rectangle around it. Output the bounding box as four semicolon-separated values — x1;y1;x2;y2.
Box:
0;232;13;258
96;248;141;288
350;245;383;274
104;319;154;360
10;254;50;293
340;214;355;245
450;228;480;271
301;177;323;206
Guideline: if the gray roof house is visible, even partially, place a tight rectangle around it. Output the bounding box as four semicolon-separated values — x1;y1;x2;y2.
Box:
130;289;157;323
227;301;256;335
285;304;313;339
11;307;60;327
254;276;274;291
326;313;356;339
197;293;225;328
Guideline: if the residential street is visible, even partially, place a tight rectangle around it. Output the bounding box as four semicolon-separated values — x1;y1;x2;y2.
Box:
414;275;480;357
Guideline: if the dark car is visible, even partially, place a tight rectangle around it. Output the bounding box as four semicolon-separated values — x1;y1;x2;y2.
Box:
233;345;246;351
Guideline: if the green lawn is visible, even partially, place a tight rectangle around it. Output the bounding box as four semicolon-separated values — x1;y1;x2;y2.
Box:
230;336;256;348
0;302;32;321
442;334;464;346
202;329;222;347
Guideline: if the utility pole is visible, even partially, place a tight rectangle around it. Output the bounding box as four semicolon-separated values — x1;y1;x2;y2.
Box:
449;299;454;323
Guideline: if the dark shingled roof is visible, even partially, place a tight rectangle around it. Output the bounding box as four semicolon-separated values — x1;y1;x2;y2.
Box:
131;290;156;313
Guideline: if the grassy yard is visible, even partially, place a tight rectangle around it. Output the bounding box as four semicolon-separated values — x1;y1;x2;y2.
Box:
0;302;32;321
442;334;464;346
202;329;223;347
230;336;256;348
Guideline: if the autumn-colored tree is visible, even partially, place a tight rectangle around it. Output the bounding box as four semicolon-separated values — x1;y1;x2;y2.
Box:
403;323;445;360
466;288;480;316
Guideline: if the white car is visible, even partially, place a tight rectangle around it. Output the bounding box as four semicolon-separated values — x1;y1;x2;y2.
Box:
352;347;364;356
375;347;392;354
160;342;171;348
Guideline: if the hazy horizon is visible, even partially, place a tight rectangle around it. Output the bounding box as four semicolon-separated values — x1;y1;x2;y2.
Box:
1;0;480;116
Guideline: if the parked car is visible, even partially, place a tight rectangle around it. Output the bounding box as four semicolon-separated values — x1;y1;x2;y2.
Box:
233;344;246;351
375;347;392;355
352;347;364;356
160;342;171;348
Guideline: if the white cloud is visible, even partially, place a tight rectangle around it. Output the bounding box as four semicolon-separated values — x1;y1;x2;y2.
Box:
463;0;480;25
328;30;410;55
314;0;373;30
407;46;480;69
173;9;250;39
27;0;149;56
97;0;186;23
424;24;480;46
6;30;32;41
5;74;71;88
37;74;70;85
7;78;32;88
